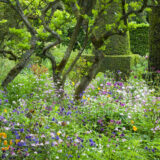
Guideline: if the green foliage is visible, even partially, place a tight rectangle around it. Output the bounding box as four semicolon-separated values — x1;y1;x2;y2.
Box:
129;23;149;56
0;58;15;84
6;28;31;51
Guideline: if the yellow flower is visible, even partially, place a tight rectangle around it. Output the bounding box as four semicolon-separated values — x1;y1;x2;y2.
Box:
133;126;137;131
107;94;110;98
98;87;100;90
15;139;20;144
57;132;61;136
87;98;90;101
10;140;13;145
83;96;85;99
4;109;7;113
4;140;7;145
72;82;75;86
1;146;9;151
131;120;134;124
0;133;7;138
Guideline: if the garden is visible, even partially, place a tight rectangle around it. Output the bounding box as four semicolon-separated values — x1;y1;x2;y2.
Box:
0;0;160;160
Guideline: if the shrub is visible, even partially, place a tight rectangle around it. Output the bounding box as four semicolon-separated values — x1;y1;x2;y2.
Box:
130;23;149;56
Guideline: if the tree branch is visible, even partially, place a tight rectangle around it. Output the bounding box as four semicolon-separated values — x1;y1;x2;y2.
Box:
8;0;37;35
57;16;83;72
0;0;9;3
0;49;19;61
120;0;148;22
62;22;89;83
42;40;60;55
41;0;61;41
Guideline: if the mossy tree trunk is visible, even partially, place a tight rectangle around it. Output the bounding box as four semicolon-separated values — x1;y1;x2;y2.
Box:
148;5;160;72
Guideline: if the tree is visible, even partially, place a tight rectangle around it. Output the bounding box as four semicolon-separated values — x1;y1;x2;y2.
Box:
148;1;160;74
0;0;150;99
75;0;149;99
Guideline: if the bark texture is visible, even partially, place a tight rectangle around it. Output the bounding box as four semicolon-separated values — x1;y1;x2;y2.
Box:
148;5;160;72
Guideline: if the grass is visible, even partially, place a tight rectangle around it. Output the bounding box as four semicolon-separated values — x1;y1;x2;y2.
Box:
0;50;160;160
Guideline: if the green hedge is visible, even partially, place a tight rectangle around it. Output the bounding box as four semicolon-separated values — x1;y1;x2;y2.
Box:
130;24;149;56
82;54;140;78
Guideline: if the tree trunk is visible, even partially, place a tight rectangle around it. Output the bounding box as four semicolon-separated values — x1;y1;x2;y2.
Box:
74;50;104;100
45;52;64;97
148;5;160;72
1;37;36;90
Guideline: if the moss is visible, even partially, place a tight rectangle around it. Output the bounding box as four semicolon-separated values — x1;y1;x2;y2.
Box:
130;26;149;56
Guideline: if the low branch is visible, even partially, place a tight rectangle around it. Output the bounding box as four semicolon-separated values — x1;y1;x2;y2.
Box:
0;49;19;61
42;40;60;55
0;0;9;3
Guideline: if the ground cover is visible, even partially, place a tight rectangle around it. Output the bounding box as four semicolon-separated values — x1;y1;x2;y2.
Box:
0;61;160;160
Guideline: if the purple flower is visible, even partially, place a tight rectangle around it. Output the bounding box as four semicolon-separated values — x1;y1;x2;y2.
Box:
56;136;59;140
0;116;4;121
144;147;148;150
4;99;8;103
116;120;121;124
20;128;24;133
66;111;72;115
52;118;55;121
110;120;114;123
120;133;125;137
106;82;112;86
156;70;160;73
120;102;125;107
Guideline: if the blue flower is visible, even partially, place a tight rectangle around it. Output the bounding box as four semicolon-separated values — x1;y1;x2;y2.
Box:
56;136;59;140
66;111;72;115
4;99;8;103
20;128;24;133
52;118;55;121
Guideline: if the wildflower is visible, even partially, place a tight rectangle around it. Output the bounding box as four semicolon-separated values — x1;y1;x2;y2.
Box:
16;139;20;144
57;131;61;136
0;133;7;138
10;140;13;145
72;82;75;86
131;120;134;124
133;126;137;131
83;96;85;99
4;109;7;113
4;99;8;103
3;140;7;145
52;118;55;121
